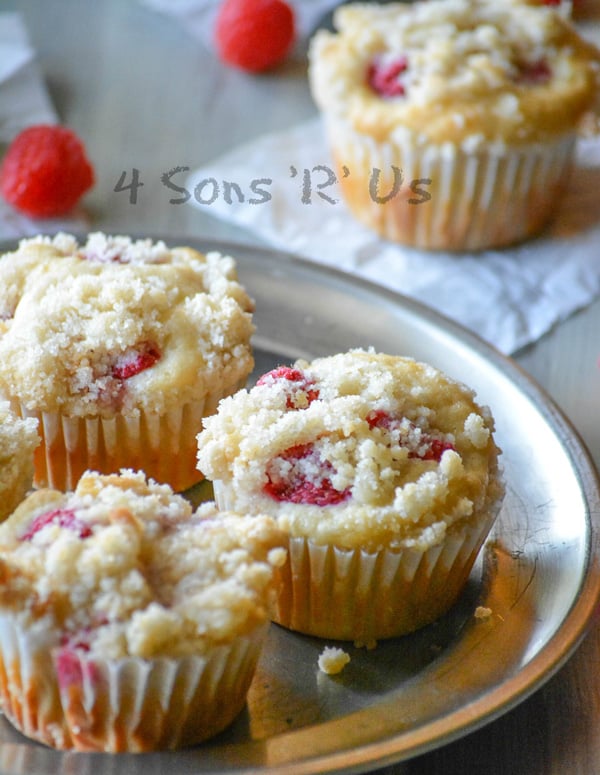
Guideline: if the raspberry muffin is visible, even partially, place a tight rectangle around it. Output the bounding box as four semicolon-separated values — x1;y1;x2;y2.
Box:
0;232;255;491
196;349;504;643
308;0;600;250
0;402;39;521
0;469;286;751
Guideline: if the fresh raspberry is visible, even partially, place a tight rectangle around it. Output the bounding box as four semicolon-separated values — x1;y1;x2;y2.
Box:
20;508;93;541
368;56;409;97
256;366;319;408
366;410;454;462
215;0;296;73
112;341;161;380
0;124;94;218
264;442;351;506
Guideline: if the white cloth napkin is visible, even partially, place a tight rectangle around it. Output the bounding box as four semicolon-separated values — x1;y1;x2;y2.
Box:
0;12;91;241
140;1;600;354
139;0;339;51
185;120;600;356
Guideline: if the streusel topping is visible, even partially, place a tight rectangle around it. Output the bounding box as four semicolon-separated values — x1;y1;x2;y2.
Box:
0;402;39;520
0;233;255;416
0;470;287;658
197;350;503;552
309;0;600;146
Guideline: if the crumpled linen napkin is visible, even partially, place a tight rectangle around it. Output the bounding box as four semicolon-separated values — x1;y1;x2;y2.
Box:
139;0;339;51
0;12;90;241
141;1;600;355
185;119;600;356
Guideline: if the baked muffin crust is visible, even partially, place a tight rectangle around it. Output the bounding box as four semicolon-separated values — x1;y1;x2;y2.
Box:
197;349;504;552
309;0;600;146
0;233;255;417
0;470;286;658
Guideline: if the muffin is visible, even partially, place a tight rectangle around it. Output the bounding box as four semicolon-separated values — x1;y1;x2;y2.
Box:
0;402;39;521
0;232;255;491
0;469;287;751
308;0;600;250
196;349;504;643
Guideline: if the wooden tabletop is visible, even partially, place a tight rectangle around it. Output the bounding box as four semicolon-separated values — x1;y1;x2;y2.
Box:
7;1;600;772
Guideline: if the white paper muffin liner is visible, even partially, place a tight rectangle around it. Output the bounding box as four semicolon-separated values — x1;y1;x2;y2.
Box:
0;614;268;752
0;465;34;525
213;480;500;641
326;118;576;251
13;377;247;492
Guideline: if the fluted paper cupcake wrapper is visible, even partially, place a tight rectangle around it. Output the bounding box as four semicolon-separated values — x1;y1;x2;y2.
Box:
270;521;494;641
13;377;247;492
212;481;499;642
326;118;576;251
0;616;267;751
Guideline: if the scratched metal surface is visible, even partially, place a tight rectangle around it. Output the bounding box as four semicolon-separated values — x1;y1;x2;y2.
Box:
0;238;598;775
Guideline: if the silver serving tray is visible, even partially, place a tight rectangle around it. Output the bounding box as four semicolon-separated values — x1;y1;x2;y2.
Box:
0;237;599;775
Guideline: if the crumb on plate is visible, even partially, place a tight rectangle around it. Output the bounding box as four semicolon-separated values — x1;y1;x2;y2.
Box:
318;646;350;675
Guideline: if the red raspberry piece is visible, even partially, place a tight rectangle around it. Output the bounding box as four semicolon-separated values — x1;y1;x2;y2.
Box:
112;341;161;380
418;436;455;462
366;410;454;462
0;124;94;218
516;59;552;84
55;639;100;688
368;56;409;97
256;366;319;408
263;442;351;506
55;648;84;687
82;248;126;264
215;0;296;73
20;508;93;541
366;409;392;430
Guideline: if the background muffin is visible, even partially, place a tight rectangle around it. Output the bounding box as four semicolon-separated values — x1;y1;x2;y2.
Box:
308;0;600;250
0;232;255;491
0;469;286;751
0;402;39;521
197;349;504;643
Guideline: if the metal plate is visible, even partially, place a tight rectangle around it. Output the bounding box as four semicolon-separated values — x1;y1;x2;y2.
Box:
1;237;599;775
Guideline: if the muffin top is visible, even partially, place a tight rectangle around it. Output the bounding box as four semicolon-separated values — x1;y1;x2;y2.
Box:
0;233;255;416
0;401;39;519
308;0;600;147
0;470;287;658
196;349;504;552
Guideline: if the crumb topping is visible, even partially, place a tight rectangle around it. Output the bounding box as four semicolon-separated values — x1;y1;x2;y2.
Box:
308;0;600;146
197;349;504;552
0;401;39;521
0;470;287;658
0;233;255;416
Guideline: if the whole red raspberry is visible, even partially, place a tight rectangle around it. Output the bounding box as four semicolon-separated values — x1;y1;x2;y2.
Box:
0;124;94;218
215;0;296;73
